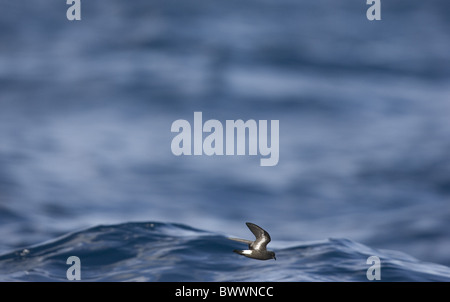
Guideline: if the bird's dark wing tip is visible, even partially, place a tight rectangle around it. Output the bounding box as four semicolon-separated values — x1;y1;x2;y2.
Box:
246;222;264;233
246;222;259;228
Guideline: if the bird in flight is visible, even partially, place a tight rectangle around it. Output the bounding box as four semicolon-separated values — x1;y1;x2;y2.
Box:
229;222;276;260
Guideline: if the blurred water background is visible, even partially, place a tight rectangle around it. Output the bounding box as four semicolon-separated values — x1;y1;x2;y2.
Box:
0;0;449;280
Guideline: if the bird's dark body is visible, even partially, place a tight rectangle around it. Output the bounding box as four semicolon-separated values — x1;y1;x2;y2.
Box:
233;249;275;260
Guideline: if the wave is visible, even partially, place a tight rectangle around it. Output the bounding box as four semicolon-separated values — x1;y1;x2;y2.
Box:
0;222;449;282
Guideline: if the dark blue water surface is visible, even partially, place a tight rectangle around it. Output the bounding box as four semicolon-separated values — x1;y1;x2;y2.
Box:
0;0;450;281
1;222;449;281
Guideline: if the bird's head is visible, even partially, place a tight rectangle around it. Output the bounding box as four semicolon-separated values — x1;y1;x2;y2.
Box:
270;251;276;260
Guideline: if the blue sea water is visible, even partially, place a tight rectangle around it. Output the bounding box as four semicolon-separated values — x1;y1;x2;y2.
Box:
1;222;449;282
0;0;450;281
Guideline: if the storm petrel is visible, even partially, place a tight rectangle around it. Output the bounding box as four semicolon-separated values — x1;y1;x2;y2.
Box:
229;222;276;260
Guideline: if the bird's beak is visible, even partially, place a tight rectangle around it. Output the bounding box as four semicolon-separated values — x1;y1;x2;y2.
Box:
274;256;276;260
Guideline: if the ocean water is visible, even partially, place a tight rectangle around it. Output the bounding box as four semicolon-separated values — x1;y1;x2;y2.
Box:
0;0;450;281
1;222;449;282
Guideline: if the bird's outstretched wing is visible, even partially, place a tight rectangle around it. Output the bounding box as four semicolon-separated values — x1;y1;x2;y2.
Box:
246;222;271;251
228;237;253;245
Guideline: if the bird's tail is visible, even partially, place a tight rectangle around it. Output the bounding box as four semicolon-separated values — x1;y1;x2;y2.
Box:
233;249;245;255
